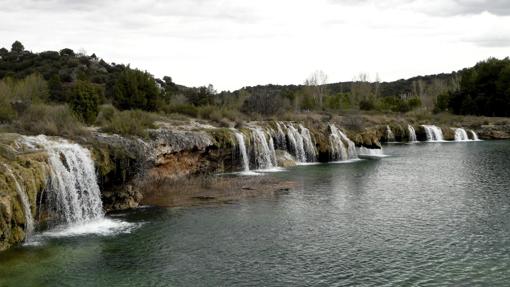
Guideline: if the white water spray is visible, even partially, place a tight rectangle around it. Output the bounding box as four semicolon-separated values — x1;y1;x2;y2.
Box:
251;128;276;170
358;147;388;158
232;130;250;172
23;136;104;225
422;125;444;142
408;125;418;142
329;124;357;161
453;128;470;141
3;164;34;241
386;126;395;142
470;130;480;141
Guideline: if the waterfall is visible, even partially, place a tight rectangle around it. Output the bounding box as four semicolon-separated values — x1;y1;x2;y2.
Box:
408;125;418;142
268;137;278;166
422;125;444;142
329;124;357;161
286;124;306;162
251;128;276;170
3;164;34;241
281;123;317;163
23;136;104;225
232;130;250;172
470;130;480;141
454;128;470;141
274;122;287;149
299;124;317;162
386;126;395;142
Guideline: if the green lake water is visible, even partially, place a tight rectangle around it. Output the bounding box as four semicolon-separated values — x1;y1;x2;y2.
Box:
1;141;510;286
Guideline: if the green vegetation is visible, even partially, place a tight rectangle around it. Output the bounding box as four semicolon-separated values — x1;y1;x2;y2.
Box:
101;108;157;138
445;58;510;117
0;41;508;139
69;80;103;124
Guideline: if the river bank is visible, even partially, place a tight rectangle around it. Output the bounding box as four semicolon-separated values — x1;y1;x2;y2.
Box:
1;113;510;251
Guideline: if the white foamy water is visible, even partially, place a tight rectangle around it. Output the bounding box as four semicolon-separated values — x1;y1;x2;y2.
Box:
358;147;389;159
232;130;250;172
422;125;445;142
329;124;357;161
386;125;395;142
453;128;470;141
3;164;35;241
29;218;137;242
470;130;481;141
408;125;418;143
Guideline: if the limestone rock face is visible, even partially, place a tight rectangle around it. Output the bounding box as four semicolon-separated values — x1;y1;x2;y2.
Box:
478;125;510;139
353;129;382;149
0;134;48;251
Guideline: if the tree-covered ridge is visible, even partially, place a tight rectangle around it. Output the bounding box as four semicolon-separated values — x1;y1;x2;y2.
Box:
0;41;509;138
445;58;510;117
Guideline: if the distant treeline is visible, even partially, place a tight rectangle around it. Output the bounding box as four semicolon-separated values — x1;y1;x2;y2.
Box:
0;41;509;136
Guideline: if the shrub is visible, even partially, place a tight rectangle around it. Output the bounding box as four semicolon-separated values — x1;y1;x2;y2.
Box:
162;104;198;118
113;68;160;111
68;80;102;124
102;110;156;138
359;99;375;111
17;104;85;137
95;104;118;126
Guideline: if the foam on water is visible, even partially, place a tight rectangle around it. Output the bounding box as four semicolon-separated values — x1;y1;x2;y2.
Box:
38;218;137;238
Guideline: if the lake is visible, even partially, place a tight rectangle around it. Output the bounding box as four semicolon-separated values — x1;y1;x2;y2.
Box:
1;140;510;286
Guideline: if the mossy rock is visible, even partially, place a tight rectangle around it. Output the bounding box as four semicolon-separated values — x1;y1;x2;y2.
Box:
207;128;236;149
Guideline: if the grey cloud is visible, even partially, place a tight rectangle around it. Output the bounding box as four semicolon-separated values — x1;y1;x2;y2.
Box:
466;34;510;47
329;0;510;16
0;0;259;23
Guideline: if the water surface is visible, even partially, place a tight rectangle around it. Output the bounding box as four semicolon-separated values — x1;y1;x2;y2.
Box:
1;141;510;286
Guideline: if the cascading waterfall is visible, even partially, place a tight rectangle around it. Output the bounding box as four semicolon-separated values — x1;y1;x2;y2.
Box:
268;137;278;166
281;123;317;163
470;130;480;141
422;125;444;142
285;124;306;162
454;128;470;141
251;128;276;170
23;136;104;225
274;122;287;149
232;130;250;172
3;164;34;240
329;124;357;161
299;124;317;162
408;125;418;142
386;126;395;142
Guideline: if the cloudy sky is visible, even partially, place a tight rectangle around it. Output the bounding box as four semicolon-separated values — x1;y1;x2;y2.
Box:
1;0;509;90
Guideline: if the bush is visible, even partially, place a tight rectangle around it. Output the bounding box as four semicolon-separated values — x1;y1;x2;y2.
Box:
68;80;103;124
101;110;156;138
95;104;118;126
359;99;375;111
162;104;198;118
17;104;85;137
113;68;160;111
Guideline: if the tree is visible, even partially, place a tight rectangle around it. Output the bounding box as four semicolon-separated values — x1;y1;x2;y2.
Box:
48;74;64;102
11;41;24;53
69;80;102;124
304;70;328;109
113;68;160;111
59;48;75;57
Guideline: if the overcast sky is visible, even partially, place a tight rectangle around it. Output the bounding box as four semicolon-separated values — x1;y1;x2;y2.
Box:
1;0;509;90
